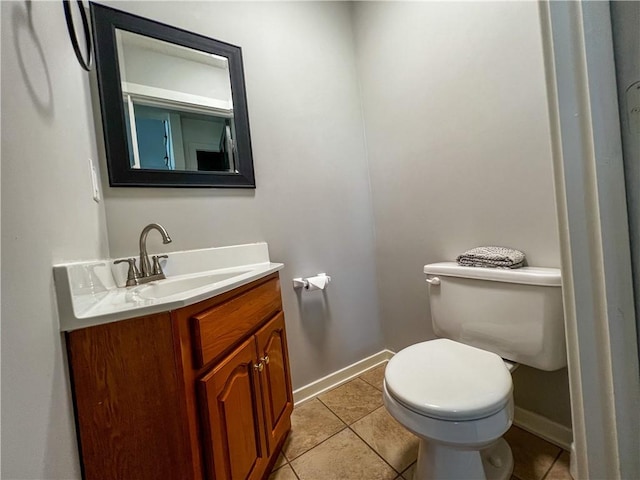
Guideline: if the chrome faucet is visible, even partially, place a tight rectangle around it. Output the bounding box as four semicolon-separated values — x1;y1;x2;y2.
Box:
139;223;172;277
114;223;172;287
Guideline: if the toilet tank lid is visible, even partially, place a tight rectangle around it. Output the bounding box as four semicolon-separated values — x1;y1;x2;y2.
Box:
424;262;561;286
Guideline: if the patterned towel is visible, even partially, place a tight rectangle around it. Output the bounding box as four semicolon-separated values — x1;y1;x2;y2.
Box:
456;246;526;269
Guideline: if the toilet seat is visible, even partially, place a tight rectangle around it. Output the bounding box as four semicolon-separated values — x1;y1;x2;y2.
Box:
385;339;512;421
383;381;513;448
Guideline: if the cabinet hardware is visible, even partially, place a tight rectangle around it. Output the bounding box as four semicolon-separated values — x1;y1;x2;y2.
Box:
254;362;264;372
261;355;270;365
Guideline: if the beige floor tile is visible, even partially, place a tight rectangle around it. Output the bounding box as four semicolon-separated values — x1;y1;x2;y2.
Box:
360;364;387;391
273;452;287;470
545;451;572;480
402;462;415;480
318;378;384;424
290;428;397;480
269;464;298;480
352;406;419;472
504;426;561;480
283;398;346;460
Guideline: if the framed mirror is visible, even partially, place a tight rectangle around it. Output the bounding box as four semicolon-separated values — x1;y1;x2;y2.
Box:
91;3;255;187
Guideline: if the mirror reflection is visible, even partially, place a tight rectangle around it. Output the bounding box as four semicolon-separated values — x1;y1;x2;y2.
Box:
116;30;236;173
91;2;255;187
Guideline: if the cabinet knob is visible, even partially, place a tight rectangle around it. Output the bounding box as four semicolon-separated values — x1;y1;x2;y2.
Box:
260;355;270;365
254;362;264;372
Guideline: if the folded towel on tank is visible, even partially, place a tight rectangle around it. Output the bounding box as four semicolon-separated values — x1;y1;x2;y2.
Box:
456;246;526;269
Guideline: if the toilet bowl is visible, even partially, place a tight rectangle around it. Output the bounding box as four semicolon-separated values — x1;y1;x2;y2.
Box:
384;339;514;480
383;262;565;480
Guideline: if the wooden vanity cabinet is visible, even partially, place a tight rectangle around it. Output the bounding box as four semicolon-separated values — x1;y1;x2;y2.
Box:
66;273;293;480
198;312;291;480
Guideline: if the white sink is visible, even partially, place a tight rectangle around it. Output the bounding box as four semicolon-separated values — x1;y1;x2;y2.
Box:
135;270;252;300
53;243;284;331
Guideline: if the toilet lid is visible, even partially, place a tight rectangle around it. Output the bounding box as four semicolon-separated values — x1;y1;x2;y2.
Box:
385;339;512;421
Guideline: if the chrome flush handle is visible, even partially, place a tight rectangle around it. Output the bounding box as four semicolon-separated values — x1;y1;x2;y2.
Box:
426;277;441;286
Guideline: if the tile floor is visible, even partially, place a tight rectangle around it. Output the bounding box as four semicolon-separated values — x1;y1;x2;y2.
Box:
270;364;573;480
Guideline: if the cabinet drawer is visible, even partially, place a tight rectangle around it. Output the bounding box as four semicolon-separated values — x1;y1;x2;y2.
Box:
192;278;282;368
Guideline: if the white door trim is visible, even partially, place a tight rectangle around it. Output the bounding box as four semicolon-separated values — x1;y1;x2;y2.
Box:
540;2;640;478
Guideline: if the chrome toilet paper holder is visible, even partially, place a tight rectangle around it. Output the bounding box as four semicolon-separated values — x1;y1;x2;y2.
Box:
292;273;331;290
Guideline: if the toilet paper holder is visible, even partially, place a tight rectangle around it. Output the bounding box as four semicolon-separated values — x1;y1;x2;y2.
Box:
292;273;331;291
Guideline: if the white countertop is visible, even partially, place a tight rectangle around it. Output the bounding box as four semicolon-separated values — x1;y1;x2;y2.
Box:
54;243;283;331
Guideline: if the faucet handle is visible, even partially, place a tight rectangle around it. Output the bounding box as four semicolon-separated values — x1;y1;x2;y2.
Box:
114;258;140;287
151;255;168;276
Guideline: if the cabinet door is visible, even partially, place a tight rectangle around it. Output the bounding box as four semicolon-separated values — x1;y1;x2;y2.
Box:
255;312;294;454
198;337;268;480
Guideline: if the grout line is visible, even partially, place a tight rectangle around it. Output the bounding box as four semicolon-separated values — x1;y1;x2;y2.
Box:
283;377;393;476
315;389;378;427
276;461;301;480
285;425;349;463
290;463;301;480
315;376;404;474
315;396;351;427
270;452;290;476
286;425;397;480
400;461;416;479
358;374;384;392
279;396;349;464
284;398;395;476
358;362;387;390
540;449;564;480
348;421;406;475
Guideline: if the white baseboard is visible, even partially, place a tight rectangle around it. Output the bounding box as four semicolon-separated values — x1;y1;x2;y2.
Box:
293;350;395;405
514;406;573;450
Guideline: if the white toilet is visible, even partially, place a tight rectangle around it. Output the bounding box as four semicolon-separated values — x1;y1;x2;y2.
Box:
383;262;565;480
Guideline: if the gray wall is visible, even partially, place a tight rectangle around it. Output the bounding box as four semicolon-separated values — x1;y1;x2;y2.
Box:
99;1;384;391
352;1;570;427
1;2;109;478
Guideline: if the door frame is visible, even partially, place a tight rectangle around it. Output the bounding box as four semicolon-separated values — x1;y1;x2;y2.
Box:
539;1;640;478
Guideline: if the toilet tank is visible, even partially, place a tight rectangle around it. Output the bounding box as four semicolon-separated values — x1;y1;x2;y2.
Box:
424;262;566;371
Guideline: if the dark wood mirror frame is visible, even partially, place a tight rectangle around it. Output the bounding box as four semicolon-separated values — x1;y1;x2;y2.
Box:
91;3;255;188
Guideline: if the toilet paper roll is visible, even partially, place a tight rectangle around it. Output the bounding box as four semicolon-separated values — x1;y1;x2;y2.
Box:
305;274;330;291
